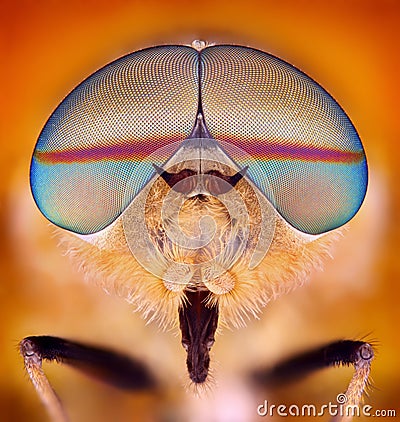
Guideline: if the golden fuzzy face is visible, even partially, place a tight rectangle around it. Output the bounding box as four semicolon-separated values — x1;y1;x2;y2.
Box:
56;150;339;386
59;154;338;330
143;162;262;282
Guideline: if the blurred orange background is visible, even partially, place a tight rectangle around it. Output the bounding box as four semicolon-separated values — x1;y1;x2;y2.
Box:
1;0;399;421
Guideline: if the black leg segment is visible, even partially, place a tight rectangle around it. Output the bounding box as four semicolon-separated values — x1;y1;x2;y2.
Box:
20;335;157;390
251;340;374;386
20;335;158;421
250;339;374;409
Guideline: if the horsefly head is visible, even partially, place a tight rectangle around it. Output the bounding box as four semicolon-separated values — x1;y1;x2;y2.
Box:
27;41;368;401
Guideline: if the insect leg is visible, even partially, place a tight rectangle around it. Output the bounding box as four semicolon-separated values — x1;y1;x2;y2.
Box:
251;340;374;406
20;335;157;421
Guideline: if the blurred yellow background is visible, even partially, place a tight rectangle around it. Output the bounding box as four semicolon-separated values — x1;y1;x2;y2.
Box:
1;0;399;421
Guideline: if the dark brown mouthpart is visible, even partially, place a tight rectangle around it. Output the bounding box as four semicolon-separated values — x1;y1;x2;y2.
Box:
179;290;219;384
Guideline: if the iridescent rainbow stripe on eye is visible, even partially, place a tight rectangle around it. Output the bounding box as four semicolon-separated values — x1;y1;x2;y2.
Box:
31;44;367;235
34;136;184;165
215;138;364;164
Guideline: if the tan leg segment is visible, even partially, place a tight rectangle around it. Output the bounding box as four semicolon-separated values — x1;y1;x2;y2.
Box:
20;338;68;422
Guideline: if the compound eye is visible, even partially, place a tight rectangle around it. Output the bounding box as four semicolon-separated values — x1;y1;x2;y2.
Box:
30;46;199;235
200;46;368;234
30;44;367;236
